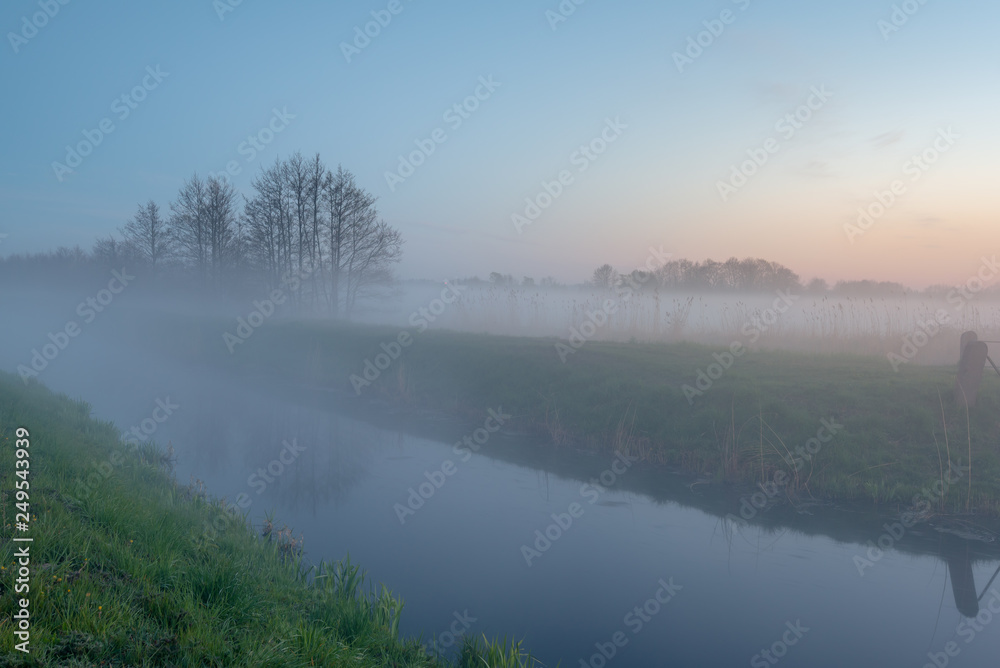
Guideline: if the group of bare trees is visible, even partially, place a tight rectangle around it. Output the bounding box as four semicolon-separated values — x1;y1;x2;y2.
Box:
242;157;401;316
591;257;801;292
93;152;402;317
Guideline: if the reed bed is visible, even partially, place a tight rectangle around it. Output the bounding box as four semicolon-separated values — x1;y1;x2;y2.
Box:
428;286;1000;365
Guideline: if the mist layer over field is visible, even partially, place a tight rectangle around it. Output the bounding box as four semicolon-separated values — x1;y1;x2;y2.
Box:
351;281;1000;367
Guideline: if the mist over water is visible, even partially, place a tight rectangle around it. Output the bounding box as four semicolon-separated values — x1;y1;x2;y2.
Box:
3;282;1000;667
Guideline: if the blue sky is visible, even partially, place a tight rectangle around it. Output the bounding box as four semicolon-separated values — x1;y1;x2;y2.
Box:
2;0;998;286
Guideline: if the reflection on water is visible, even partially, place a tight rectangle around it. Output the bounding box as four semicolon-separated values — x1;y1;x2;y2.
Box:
942;535;1000;620
946;538;981;618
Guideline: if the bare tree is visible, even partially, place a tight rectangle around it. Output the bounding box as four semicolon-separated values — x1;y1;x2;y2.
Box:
9;151;409;305
285;152;311;293
690;259;721;288
325;165;400;317
308;153;328;306
654;259;690;289
169;173;239;288
343;214;402;317
120;200;171;270
245;158;292;287
592;264;618;290
203;175;240;283
169;173;209;279
806;277;828;294
324;165;356;316
92;235;138;268
719;257;742;290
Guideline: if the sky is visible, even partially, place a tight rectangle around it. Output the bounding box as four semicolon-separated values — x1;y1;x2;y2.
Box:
1;0;998;288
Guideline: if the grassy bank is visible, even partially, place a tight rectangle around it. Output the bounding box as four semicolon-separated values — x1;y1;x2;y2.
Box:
0;372;540;667
137;315;1000;516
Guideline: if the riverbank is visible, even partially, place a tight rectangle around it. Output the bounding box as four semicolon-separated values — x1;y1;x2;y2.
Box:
0;372;540;667
133;315;1000;517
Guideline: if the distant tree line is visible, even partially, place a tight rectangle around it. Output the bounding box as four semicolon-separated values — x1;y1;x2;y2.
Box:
458;261;993;298
464;259;803;293
587;257;801;292
1;152;403;318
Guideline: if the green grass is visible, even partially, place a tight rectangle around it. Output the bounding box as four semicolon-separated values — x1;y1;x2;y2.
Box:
0;372;543;667
131;314;1000;516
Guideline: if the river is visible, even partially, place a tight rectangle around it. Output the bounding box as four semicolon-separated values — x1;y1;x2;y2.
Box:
2;291;999;667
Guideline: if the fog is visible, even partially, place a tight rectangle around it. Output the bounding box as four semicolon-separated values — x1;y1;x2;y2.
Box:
351;281;1000;366
4;270;1000;666
5;2;1000;665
